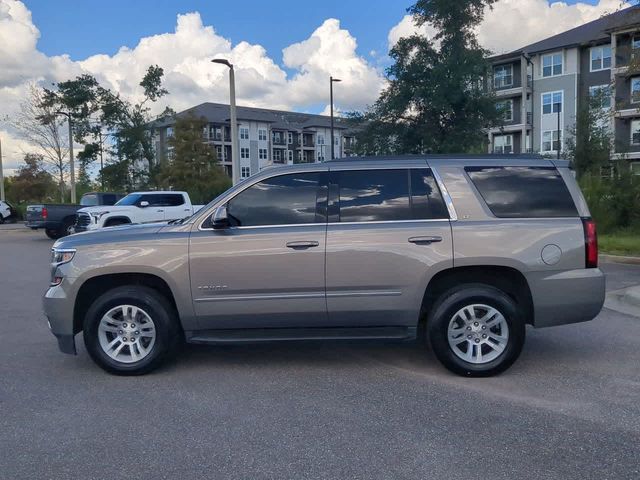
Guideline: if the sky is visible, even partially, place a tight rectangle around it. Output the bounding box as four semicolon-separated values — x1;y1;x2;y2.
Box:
0;0;632;174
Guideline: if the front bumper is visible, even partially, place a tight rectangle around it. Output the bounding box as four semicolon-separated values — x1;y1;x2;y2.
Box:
527;268;606;328
43;281;77;355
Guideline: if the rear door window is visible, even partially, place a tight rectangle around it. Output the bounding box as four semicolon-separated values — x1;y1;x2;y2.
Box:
465;166;578;218
335;168;449;222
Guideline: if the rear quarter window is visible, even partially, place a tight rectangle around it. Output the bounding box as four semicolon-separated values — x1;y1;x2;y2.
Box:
465;166;578;218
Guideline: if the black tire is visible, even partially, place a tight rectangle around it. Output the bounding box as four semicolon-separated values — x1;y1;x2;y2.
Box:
83;285;180;375
61;217;75;236
45;228;62;240
426;284;525;377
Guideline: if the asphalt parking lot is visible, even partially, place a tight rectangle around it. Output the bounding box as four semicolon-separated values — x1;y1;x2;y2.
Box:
1;229;639;480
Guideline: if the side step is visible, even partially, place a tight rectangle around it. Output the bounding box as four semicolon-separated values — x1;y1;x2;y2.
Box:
185;326;417;345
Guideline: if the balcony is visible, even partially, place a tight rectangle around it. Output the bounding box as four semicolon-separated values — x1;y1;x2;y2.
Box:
272;135;286;145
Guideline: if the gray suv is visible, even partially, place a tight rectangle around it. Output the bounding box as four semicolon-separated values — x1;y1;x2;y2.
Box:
43;155;605;376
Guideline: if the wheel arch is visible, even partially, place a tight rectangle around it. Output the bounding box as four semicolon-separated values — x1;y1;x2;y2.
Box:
419;265;534;332
103;216;132;227
73;272;180;335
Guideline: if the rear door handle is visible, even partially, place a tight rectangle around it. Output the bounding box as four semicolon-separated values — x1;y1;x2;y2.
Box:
286;241;320;249
408;236;442;245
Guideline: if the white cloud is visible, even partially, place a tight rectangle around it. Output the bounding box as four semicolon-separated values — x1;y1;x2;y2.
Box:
389;0;631;54
0;2;385;174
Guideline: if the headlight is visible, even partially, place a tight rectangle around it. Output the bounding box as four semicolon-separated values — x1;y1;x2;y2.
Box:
51;248;76;265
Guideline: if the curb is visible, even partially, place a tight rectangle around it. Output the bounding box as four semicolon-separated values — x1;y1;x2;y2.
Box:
599;254;640;266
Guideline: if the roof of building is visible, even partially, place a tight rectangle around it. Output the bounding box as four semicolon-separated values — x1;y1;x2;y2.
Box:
490;4;640;61
153;102;357;133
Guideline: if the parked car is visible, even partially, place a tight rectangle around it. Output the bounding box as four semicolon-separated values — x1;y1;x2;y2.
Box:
74;191;204;232
26;192;124;239
44;155;605;376
0;199;14;224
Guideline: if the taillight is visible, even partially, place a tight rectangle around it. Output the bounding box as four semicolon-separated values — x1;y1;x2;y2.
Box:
42;207;48;219
582;218;598;268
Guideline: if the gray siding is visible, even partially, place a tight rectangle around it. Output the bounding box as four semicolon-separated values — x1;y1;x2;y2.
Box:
578;46;612;105
533;74;577;152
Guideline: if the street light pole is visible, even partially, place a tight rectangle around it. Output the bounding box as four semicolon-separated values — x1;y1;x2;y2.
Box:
67;116;75;202
212;59;239;185
330;76;341;160
0;136;5;202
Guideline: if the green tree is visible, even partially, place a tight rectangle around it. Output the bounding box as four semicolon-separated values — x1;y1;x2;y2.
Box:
353;0;499;155
157;114;230;204
42;65;169;192
565;87;614;177
9;153;58;203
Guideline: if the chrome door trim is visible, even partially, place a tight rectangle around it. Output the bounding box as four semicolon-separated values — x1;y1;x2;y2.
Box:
325;290;402;298
194;292;326;303
327;219;449;226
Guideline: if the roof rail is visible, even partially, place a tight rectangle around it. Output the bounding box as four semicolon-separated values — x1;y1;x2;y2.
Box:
327;154;545;162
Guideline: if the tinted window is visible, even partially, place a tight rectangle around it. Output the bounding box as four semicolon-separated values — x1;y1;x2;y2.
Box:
338;169;411;222
80;194;99;206
227;172;322;226
162;194;185;206
411;169;449;219
465;167;578;218
115;194;142;206
102;194;117;205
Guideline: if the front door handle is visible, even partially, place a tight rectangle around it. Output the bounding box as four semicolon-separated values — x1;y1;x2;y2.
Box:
408;236;442;245
286;241;320;249
157;209;164;213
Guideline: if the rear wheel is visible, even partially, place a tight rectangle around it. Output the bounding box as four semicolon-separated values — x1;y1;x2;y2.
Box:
45;228;62;240
427;284;525;377
83;285;179;375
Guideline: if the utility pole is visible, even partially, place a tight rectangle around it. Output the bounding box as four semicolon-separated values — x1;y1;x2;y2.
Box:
68;116;75;202
98;131;105;191
212;59;239;185
330;76;341;160
557;105;561;160
0;136;5;202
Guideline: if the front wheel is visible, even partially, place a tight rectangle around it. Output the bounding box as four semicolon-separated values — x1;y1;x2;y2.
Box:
83;286;180;375
427;284;525;377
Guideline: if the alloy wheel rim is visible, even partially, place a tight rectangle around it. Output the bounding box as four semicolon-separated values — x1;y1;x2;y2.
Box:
447;304;509;364
98;304;156;364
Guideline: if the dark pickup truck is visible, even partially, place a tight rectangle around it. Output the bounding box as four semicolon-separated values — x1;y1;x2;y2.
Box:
26;192;124;239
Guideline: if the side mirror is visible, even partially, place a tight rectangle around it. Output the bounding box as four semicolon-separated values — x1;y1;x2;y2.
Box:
211;205;230;229
139;201;150;208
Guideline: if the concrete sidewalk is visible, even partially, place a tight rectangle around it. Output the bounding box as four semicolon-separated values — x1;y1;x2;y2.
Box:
605;285;640;318
0;222;27;231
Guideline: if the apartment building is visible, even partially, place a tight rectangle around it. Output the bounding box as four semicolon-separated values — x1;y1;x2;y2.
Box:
487;5;640;173
152;103;358;179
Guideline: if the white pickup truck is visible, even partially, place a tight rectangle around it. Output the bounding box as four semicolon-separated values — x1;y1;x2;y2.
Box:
74;191;204;232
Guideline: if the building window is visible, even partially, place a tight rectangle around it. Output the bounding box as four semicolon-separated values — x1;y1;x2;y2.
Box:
631;77;640;103
166;127;174;138
631;162;640;176
542;91;562;115
240;127;249;140
287;150;293;162
334;135;339;146
258;148;268;160
631;119;640;145
493;64;513;89
258;129;267;141
241;167;251;178
590;45;612;71
287;132;293;144
542;52;563;77
493;135;513;154
215;146;223;159
542;130;561;152
495;99;513;122
318;151;325;161
273;149;282;162
633;35;640;52
317;134;325;145
589;85;611;109
240;147;250;159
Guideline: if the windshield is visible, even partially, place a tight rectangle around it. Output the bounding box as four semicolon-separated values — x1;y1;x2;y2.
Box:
80;194;99;206
115;194;142;206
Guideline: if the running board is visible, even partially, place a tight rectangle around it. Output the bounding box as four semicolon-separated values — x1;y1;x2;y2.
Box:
185;326;417;345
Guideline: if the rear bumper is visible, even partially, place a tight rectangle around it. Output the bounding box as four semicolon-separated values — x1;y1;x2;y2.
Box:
25;220;58;230
526;268;606;328
43;281;77;355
